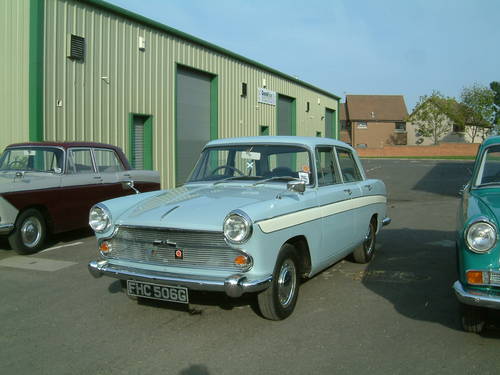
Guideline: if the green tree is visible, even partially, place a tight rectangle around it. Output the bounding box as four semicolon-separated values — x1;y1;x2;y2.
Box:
460;83;495;140
490;81;500;127
408;91;456;145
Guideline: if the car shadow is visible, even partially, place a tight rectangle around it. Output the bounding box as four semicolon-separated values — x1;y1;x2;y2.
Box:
0;227;93;253
411;161;474;197
362;228;500;336
107;279;261;316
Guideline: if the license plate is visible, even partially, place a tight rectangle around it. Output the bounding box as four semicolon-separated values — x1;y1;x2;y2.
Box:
126;280;189;304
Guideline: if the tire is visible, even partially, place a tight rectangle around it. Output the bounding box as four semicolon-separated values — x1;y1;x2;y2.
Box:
460;303;485;333
8;208;47;255
257;244;300;320
352;217;377;264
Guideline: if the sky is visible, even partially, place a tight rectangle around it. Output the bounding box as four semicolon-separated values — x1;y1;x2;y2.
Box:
106;0;500;112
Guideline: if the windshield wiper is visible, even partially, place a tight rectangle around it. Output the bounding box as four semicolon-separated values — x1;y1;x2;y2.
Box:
252;176;299;186
213;176;261;186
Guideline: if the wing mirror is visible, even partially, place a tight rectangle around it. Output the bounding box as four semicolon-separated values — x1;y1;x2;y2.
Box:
122;180;139;194
287;180;305;194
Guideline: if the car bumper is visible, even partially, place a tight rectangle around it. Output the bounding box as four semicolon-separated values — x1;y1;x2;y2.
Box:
0;224;14;235
453;280;500;310
88;260;272;298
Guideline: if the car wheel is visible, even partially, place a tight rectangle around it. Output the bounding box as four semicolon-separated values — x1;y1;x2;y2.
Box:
460;303;486;333
8;208;47;255
352;217;377;263
257;244;300;320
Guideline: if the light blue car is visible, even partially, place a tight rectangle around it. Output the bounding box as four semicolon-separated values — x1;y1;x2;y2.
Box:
88;136;390;320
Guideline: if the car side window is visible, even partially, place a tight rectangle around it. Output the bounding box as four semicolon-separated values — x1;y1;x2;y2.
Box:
335;148;362;182
316;146;340;186
93;149;124;173
67;149;95;174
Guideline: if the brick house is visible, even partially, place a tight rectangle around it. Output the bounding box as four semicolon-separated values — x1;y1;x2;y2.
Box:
339;95;409;148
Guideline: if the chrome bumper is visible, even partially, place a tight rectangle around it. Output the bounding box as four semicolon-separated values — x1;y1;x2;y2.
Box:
0;224;14;235
453;280;500;310
88;260;272;298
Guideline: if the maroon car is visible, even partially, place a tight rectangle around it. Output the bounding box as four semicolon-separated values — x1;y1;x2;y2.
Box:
0;142;160;254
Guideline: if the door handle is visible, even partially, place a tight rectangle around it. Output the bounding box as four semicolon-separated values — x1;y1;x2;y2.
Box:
364;184;372;191
344;189;352;196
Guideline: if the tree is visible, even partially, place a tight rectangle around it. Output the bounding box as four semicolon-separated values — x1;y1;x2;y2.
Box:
460;83;495;141
491;81;500;127
408;91;456;145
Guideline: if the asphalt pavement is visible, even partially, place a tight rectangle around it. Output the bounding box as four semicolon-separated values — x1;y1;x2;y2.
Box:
1;159;500;375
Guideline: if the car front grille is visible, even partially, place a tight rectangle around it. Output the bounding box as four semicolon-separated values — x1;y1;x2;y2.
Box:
106;225;247;272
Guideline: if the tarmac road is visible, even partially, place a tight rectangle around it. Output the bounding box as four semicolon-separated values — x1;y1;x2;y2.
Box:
1;159;500;375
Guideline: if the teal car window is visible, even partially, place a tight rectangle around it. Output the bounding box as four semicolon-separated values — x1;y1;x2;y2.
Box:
188;144;313;184
478;145;500;185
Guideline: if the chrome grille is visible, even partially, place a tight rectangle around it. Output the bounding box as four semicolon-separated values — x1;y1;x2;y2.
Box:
107;226;246;272
490;271;500;286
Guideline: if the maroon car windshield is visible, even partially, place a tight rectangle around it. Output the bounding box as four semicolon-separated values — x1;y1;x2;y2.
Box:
0;147;64;173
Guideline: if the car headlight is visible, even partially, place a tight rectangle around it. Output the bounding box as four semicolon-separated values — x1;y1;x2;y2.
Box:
223;211;252;244
89;204;112;233
465;220;497;253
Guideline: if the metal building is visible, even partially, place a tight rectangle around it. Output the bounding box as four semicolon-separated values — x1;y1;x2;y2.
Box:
1;0;340;188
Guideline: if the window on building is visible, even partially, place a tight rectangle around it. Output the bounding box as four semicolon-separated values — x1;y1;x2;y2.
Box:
395;122;406;132
357;121;367;129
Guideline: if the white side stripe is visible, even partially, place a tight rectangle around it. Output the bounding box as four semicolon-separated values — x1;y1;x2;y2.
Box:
258;195;386;233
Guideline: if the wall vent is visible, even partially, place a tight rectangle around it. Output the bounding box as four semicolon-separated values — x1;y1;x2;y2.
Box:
68;34;85;61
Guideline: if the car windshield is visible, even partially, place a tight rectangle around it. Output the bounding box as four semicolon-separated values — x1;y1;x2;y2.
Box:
187;144;313;184
477;145;500;186
0;147;64;173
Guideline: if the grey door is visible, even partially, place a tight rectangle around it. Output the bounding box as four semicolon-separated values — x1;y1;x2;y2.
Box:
176;67;212;184
325;108;336;138
277;95;295;136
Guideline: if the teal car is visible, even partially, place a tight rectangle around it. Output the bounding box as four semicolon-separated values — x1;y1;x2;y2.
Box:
88;136;390;320
455;136;500;332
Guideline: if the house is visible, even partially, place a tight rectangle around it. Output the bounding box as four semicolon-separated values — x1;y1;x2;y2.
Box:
340;95;409;148
407;97;487;145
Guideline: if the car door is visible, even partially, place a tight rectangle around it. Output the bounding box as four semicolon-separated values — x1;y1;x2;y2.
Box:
92;147;126;201
334;147;365;245
315;146;357;265
58;148;103;232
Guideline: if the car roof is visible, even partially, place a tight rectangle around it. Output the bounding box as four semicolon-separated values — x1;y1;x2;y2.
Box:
481;136;500;149
205;136;354;151
5;141;122;151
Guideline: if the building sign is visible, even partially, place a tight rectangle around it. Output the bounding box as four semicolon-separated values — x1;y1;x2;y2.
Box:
258;88;276;106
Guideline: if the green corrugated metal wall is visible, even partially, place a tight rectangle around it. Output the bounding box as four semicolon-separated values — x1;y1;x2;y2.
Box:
0;0;30;152
39;0;339;188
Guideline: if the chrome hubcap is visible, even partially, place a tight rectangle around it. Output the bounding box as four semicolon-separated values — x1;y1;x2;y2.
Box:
364;223;375;255
20;217;42;248
277;259;297;308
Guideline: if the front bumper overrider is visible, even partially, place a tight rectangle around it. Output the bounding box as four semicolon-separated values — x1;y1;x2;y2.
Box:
0;223;14;235
88;260;272;298
453;280;500;310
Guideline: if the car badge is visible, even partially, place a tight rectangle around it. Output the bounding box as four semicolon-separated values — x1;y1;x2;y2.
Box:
175;249;183;260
